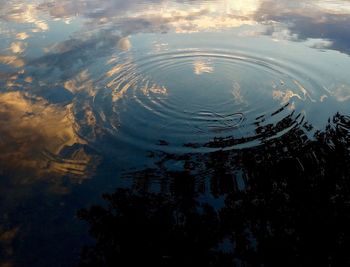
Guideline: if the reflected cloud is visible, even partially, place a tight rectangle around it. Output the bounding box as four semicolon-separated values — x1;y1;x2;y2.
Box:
9;42;26;54
232;81;244;103
1;3;49;32
153;42;168;52
1;0;349;88
308;39;333;49
332;84;350;102
0;55;25;68
1;0;349;56
0;1;348;178
103;58;168;102
32;29;125;74
255;0;350;54
0;2;350;265
273;89;302;105
64;69;96;96
193;60;213;75
26;0;348;56
117;36;132;51
106;64;124;78
1;0;347;183
16;32;30;40
0;91;96;182
141;81;168;96
24;76;33;83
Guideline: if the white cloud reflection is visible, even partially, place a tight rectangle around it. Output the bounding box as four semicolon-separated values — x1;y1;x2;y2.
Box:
1;0;350;58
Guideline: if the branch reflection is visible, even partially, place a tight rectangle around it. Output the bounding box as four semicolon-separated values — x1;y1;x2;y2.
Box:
78;112;350;266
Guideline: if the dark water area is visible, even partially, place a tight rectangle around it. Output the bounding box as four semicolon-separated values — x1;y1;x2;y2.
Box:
1;0;350;266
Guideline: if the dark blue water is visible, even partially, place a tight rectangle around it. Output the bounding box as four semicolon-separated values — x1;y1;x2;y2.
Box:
1;0;350;266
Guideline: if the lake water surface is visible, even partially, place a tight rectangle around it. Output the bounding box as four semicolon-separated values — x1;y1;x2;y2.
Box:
1;0;350;266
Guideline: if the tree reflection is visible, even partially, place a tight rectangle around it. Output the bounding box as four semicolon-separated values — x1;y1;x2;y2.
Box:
78;112;350;266
78;189;228;266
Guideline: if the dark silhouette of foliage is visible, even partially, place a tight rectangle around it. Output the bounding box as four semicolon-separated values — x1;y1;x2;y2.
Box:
78;113;350;267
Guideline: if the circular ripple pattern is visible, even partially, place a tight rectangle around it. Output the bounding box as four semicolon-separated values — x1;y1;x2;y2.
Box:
94;50;322;153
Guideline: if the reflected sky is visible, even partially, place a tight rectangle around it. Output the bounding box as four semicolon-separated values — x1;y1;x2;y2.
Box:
1;0;350;266
0;1;349;54
0;0;349;206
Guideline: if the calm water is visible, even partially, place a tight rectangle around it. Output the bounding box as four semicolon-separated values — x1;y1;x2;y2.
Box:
1;0;350;266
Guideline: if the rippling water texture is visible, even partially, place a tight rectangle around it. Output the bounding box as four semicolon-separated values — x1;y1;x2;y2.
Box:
1;0;350;266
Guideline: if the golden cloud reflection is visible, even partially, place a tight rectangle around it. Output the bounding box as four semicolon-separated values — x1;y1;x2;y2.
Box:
273;89;302;105
64;70;96;96
15;32;30;40
193;60;214;75
1;3;49;33
117;37;132;51
106;64;124;78
9;42;26;54
103;59;168;102
0;55;25;68
141;81;168;96
0;91;96;183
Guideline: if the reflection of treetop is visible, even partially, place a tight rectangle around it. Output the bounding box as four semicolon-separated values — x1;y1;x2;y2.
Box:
79;112;350;266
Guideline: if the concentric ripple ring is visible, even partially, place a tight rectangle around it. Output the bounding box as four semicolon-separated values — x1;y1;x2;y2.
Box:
93;49;323;153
